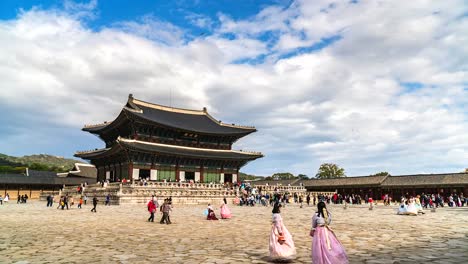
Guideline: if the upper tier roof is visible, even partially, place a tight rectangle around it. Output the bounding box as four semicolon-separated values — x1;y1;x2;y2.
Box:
83;94;257;136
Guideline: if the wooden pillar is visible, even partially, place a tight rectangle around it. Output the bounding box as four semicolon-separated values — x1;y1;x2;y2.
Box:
200;165;204;183
221;166;225;183
175;163;180;182
119;162;123;181
128;162;133;180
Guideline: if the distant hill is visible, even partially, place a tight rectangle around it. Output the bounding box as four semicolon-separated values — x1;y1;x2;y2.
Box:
0;153;83;173
238;172;264;181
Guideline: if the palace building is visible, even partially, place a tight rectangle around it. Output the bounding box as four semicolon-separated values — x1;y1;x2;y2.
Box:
75;94;263;183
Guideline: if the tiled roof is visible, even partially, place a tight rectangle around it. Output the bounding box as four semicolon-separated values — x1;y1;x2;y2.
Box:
300;173;468;188
381;173;468;186
0;173;87;186
250;179;302;186
83;95;257;136
302;175;388;187
64;163;97;178
76;138;263;161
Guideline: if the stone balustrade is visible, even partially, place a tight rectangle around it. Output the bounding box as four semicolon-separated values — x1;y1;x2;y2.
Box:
254;185;307;192
123;182;228;189
51;181;238;205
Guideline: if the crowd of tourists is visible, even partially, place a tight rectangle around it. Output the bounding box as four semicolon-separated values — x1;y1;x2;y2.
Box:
16;194;29;204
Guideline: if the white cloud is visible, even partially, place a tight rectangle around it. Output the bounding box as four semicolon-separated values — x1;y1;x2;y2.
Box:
0;1;468;176
112;15;186;45
186;13;214;29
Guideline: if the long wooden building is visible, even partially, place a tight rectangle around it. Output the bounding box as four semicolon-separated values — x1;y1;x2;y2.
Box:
0;168;92;199
252;173;468;199
75;94;263;183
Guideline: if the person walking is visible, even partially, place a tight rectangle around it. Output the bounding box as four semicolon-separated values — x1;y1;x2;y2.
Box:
269;202;296;261
160;199;172;224
57;196;63;209
91;196;98;213
310;201;348;264
78;197;83;209
84;195;88;205
147;199;156;222
220;197;232;219
63;195;69;210
105;194;111;206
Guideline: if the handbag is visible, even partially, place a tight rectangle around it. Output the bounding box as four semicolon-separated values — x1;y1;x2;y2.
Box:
277;234;286;244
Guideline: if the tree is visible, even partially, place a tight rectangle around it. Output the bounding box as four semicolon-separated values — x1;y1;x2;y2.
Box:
315;163;346;179
271;172;294;180
297;174;309;180
370;171;391;176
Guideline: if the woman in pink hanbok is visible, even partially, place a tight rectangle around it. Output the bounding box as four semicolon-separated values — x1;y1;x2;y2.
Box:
220;197;232;219
310;201;348;264
269;202;296;261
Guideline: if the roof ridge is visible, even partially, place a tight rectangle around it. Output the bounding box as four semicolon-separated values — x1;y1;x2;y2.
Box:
75;148;110;155
83;122;108;128
389;172;468;177
204;112;256;129
133;97;205;115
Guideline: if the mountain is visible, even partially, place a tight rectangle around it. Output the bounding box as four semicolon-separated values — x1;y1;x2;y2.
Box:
0;153;82;173
238;172;264;181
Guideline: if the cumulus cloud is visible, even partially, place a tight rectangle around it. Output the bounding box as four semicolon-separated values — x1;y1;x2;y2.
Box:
0;0;467;176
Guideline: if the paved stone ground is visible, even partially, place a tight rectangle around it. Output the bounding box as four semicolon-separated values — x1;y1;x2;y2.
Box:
0;201;467;264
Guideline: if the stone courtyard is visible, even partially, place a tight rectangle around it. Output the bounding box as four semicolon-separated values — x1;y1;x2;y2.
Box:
0;201;467;264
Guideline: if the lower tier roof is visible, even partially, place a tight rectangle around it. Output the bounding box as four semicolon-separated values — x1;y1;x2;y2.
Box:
75;138;263;161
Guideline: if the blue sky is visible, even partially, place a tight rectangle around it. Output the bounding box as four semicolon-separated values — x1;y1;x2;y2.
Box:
0;0;290;37
0;0;467;177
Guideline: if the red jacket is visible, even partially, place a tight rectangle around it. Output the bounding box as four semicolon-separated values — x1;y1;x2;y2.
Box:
147;200;156;213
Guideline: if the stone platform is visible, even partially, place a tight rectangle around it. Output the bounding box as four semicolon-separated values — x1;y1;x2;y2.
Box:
0;202;467;263
51;182;239;205
47;182;308;206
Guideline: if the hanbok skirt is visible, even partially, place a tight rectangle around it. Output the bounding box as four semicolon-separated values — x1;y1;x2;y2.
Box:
312;226;348;264
398;205;407;215
207;209;219;220
406;204;418;215
220;204;232;219
269;223;296;260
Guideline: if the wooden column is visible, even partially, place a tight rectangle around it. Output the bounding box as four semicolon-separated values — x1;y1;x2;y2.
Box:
200;165;204;183
119;162;123;181
175;163;180;182
221;166;225;183
128;162;133;180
